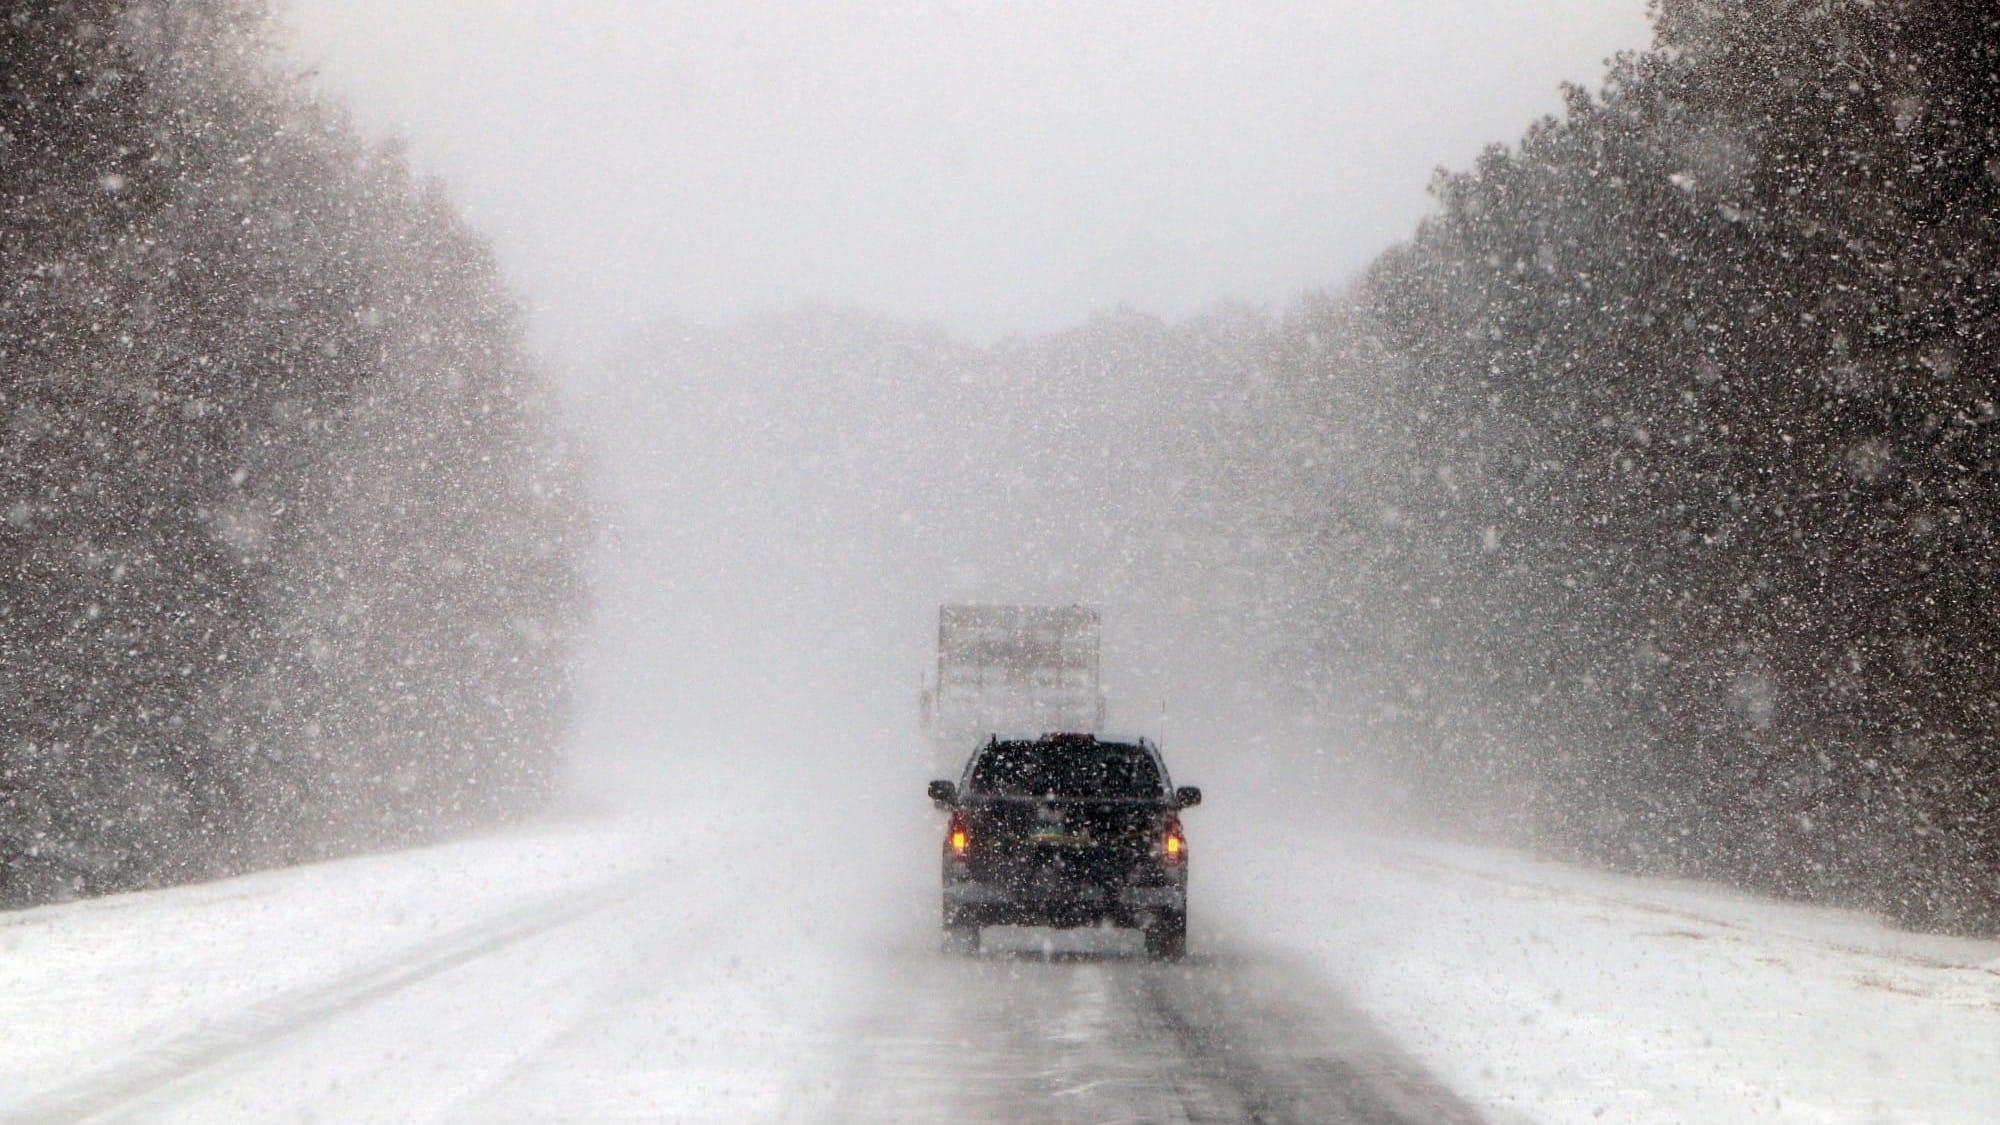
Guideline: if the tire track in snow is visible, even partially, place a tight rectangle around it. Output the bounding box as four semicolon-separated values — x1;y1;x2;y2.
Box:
807;931;1480;1124
1141;947;1484;1123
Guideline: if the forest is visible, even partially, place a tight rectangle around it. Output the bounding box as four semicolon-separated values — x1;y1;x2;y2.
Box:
1273;0;2000;926
0;0;583;905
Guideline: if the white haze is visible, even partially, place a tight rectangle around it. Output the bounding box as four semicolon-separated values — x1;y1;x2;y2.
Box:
273;2;1653;807
278;1;1649;348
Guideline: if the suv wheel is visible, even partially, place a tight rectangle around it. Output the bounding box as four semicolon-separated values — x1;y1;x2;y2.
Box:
1144;910;1186;961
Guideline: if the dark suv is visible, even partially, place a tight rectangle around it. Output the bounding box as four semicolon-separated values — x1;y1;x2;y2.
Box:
928;733;1201;959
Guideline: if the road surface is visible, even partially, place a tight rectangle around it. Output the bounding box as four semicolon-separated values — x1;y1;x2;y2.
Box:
2;815;1475;1124
816;930;1479;1123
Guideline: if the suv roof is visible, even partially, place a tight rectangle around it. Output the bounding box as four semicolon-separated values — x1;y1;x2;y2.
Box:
980;732;1159;749
963;734;1173;800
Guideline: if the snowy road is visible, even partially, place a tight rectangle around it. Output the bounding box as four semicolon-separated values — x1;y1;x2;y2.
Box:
0;819;1470;1124
0;748;1472;1112
817;931;1476;1123
6;760;1997;1123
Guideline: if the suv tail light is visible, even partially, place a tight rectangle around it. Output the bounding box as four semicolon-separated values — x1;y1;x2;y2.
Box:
947;809;970;859
1162;814;1186;866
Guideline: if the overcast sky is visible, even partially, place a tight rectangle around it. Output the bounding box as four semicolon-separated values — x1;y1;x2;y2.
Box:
276;1;1652;352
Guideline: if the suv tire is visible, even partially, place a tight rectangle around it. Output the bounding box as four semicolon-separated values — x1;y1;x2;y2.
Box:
942;909;981;955
1144;910;1186;961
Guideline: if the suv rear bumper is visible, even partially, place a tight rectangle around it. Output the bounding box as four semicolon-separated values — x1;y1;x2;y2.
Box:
943;876;1184;928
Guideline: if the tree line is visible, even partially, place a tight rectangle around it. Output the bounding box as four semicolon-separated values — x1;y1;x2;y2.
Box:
0;1;584;905
1272;0;2000;927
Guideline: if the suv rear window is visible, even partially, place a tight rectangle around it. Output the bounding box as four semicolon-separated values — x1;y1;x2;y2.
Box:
968;740;1164;799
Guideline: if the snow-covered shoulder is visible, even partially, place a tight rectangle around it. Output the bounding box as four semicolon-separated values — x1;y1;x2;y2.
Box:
1216;825;2000;1124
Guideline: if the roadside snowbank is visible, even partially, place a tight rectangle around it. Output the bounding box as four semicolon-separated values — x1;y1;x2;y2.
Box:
1215;824;2000;1123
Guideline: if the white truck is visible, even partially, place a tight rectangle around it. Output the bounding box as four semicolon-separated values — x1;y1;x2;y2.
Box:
920;604;1105;778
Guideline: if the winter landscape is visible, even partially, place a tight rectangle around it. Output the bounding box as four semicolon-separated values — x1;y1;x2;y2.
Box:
3;2;1998;1122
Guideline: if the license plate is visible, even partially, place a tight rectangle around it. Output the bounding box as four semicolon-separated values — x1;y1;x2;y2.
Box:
1031;825;1090;846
